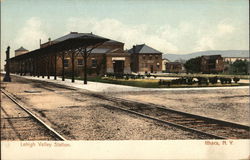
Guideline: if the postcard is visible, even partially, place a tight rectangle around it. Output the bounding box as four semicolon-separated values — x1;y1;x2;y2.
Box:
1;0;249;159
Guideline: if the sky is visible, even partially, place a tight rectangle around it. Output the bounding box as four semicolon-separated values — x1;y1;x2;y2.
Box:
1;0;249;67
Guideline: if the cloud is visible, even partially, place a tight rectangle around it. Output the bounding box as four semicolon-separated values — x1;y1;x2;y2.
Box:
66;17;240;54
13;17;243;54
66;17;179;53
14;17;48;51
194;20;236;51
217;23;235;35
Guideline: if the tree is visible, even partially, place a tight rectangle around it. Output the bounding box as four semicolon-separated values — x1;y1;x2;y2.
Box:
184;57;201;73
229;60;249;75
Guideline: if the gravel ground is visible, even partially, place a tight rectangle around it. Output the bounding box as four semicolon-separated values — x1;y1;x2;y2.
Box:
1;76;207;140
110;89;250;126
1;94;57;140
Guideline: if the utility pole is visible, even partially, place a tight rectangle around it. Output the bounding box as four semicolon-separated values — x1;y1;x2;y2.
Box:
3;46;11;82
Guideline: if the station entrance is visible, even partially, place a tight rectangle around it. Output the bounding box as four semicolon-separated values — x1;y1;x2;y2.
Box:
113;60;124;74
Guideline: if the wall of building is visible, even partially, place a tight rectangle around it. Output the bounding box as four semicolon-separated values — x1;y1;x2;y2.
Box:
15;50;29;56
106;53;131;74
165;62;184;73
223;57;250;64
162;59;170;71
55;53;106;77
201;56;224;73
137;54;162;73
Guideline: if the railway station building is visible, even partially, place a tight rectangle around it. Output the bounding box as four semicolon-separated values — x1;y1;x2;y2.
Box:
38;32;132;77
8;32;163;83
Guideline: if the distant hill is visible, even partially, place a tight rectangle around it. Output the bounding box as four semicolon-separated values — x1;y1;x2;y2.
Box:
163;50;249;62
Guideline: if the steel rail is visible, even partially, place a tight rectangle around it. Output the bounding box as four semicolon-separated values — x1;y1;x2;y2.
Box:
7;75;250;139
92;93;250;130
103;104;226;139
1;88;67;141
89;93;250;139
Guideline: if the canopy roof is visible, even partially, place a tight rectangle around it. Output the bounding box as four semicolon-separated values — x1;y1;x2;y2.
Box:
9;33;109;61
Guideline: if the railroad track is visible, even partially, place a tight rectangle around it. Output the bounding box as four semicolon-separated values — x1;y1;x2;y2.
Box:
1;88;66;141
88;93;250;139
8;75;250;139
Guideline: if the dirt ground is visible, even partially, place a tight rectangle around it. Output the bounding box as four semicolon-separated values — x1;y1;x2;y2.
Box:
110;89;250;126
1;76;208;140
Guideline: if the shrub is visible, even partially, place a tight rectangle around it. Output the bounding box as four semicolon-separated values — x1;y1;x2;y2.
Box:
209;76;218;84
233;77;240;83
197;77;208;85
219;77;232;84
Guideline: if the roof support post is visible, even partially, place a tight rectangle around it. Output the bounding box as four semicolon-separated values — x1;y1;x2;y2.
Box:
62;52;65;81
39;61;42;78
37;57;42;78
54;53;57;80
35;58;39;77
71;51;75;83
29;59;32;76
30;59;32;76
23;60;26;76
47;56;50;79
32;58;35;76
20;60;23;76
84;47;87;84
41;58;44;78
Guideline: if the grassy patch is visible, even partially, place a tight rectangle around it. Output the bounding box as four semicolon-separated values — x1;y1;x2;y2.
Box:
84;77;244;88
158;73;250;79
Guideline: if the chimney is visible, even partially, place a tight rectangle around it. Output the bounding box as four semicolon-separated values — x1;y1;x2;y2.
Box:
39;39;41;48
133;45;136;54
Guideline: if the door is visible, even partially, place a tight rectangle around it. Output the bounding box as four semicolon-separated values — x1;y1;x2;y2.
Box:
150;65;154;73
113;60;124;74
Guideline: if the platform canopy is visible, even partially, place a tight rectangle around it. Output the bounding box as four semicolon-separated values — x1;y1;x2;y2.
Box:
9;33;110;61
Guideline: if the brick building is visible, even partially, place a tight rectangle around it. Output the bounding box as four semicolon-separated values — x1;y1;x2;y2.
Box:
165;62;185;73
201;55;224;73
11;32;163;78
40;32;131;77
128;44;162;74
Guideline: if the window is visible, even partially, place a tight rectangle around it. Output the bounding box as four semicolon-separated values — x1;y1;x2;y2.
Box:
92;59;97;68
64;59;69;67
155;55;158;59
149;55;152;60
142;55;146;60
77;59;83;66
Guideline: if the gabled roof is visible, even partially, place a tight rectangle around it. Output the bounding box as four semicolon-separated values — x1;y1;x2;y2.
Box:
15;46;28;52
89;48;111;54
87;48;125;54
202;55;222;60
53;32;123;44
128;44;162;54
